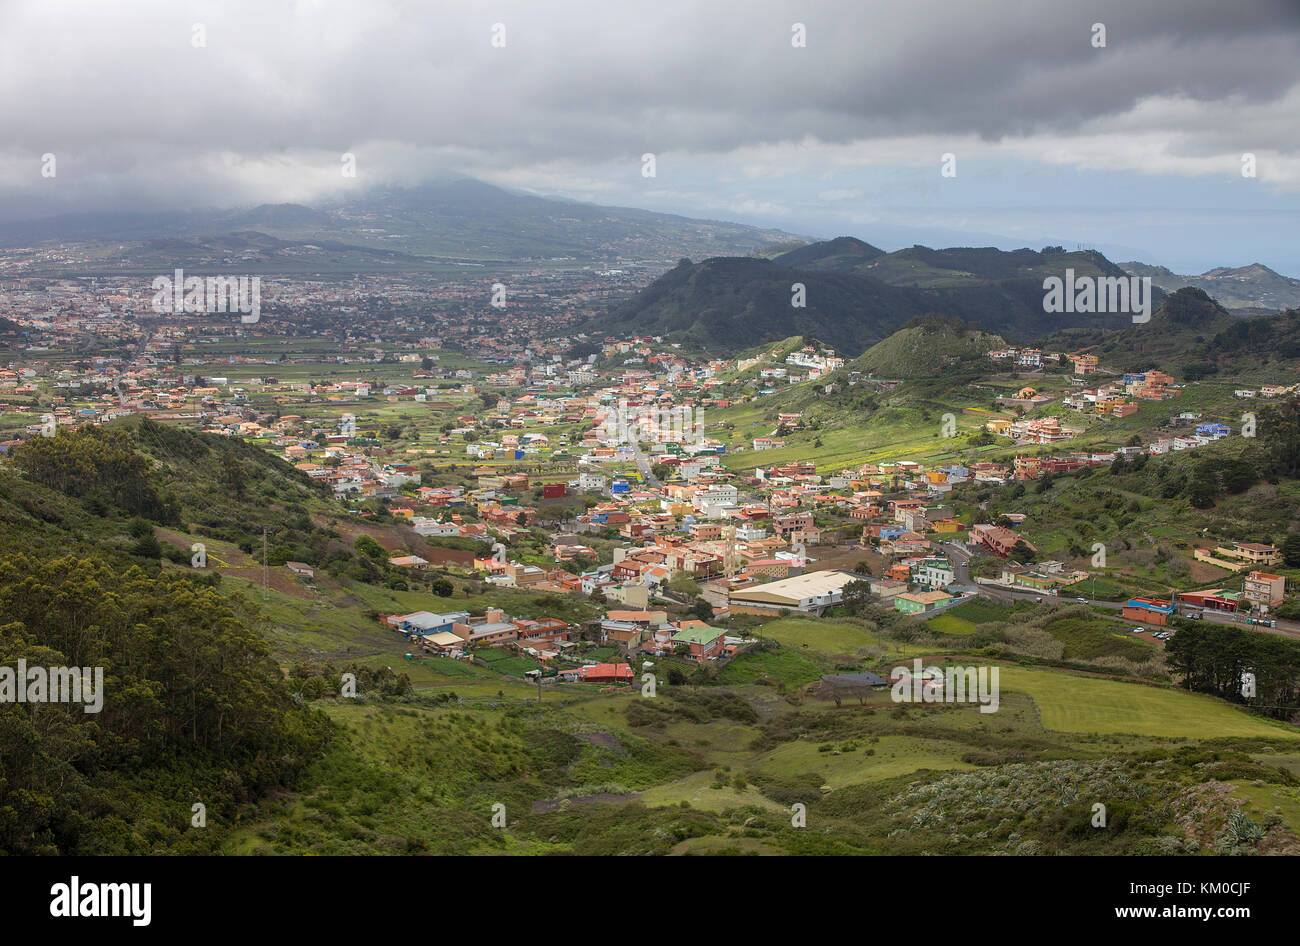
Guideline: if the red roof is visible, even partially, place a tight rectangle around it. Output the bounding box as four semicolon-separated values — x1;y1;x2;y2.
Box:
580;663;633;681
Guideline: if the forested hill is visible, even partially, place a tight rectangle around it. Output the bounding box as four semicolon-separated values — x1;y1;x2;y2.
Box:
585;241;1151;355
0;418;353;854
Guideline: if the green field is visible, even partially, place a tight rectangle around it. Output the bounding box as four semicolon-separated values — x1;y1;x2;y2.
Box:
757;616;885;655
1001;666;1300;739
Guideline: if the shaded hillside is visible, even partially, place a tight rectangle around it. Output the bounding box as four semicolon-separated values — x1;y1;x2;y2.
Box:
0;420;340;855
768;240;1127;288
588;241;1146;355
1043;288;1300;379
773;236;886;269
591;256;925;355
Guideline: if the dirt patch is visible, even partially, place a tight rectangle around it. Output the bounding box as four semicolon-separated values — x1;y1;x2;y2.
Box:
579;731;624;750
155;528;256;567
1189;560;1234;583
222;566;313;599
531;792;639;814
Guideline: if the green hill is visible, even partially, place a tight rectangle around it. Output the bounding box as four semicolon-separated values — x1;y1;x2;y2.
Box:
850;314;1005;379
1044;289;1300;380
820;244;1130;289
587;239;1150;356
773;235;886;269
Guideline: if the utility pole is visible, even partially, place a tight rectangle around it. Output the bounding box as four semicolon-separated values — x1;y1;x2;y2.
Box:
262;526;269;600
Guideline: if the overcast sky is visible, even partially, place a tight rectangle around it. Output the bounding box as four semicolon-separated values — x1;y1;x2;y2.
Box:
3;0;1299;273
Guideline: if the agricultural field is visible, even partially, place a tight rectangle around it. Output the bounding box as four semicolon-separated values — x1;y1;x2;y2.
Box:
225;605;1300;855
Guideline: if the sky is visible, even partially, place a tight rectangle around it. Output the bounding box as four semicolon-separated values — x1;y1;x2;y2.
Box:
2;0;1299;274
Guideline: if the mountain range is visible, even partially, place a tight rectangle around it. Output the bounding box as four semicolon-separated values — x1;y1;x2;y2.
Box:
0;179;806;273
584;238;1154;355
1120;261;1300;313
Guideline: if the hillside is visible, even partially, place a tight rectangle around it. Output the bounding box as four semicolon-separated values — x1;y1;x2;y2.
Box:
1043;289;1300;380
0;420;340;855
799;243;1130;290
0;179;809;272
590;256;928;355
773;235;886;269
850;315;1005;379
587;240;1147;355
1122;261;1300;313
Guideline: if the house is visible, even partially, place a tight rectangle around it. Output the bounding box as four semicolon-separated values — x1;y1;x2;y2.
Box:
914;558;955;589
503;563;549;587
388;554;430;570
419;631;466;655
970;524;1034;558
893;590;954;614
669;623;727;662
1121;598;1175;626
745;558;792;580
599;620;645;649
773;512;815;537
285;561;314;579
727;569;858;614
557;663;633;685
1214;542;1282;566
511;617;570;644
1243;571;1286;609
1176;589;1241;613
391;611;470;636
456;620;518;646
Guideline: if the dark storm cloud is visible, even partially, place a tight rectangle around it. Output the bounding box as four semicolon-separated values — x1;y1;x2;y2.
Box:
0;0;1296;217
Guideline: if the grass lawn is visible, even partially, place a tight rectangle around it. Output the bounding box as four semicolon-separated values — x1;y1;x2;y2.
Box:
749;734;975;787
714;646;831;688
1001;666;1300;740
929;613;977;635
1228;779;1300;837
757;617;884;655
639;770;785;812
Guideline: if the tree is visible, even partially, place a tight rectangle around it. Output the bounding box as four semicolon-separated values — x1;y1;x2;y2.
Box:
841;579;872;606
1010;540;1038;564
668;571;701;597
132;532;162;559
430;577;453;597
354;535;386;561
689;597;715;622
1187;464;1219;509
1282;533;1300;568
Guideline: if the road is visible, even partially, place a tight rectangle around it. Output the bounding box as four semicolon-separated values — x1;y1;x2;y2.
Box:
626;437;659;488
935;540;1300;638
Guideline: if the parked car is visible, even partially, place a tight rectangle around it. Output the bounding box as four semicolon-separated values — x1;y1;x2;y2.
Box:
1188;611;1202;620
1076;597;1088;603
1132;627;1144;634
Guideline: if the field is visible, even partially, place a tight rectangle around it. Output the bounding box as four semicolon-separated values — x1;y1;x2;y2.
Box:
756;616;886;656
1000;666;1300;739
222;597;1300;855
